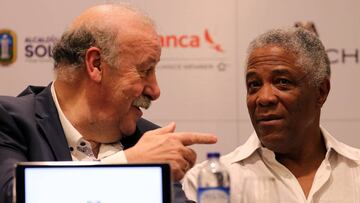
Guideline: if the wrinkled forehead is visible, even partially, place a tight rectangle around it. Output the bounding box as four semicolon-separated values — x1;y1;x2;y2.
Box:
114;32;161;68
246;45;298;70
245;45;307;80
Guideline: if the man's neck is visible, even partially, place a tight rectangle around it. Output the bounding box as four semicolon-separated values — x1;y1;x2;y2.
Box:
54;80;102;155
275;131;327;198
54;80;122;150
275;130;326;172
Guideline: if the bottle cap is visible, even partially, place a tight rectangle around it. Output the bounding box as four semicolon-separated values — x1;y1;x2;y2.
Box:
207;152;220;158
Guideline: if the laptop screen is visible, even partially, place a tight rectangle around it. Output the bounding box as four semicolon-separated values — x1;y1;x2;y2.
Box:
15;162;171;203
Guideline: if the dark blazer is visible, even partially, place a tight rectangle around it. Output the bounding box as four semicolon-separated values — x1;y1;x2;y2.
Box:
0;84;191;203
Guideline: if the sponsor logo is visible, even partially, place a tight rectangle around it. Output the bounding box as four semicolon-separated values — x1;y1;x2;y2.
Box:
0;29;17;66
327;48;358;64
159;29;224;53
24;35;58;63
294;21;358;65
204;29;224;53
158;28;228;72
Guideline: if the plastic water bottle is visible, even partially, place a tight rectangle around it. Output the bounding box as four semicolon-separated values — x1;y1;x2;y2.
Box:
197;152;230;203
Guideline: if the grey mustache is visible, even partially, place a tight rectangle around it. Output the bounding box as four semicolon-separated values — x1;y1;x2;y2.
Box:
132;95;151;110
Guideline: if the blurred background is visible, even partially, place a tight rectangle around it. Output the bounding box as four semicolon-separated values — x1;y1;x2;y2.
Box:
1;0;359;162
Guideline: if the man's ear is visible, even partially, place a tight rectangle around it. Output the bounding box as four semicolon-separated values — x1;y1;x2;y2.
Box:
317;77;331;107
85;47;102;83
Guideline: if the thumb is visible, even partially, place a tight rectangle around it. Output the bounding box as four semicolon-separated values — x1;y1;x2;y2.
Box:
147;122;176;135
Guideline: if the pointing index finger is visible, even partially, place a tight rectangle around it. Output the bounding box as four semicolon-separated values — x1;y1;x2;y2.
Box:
171;132;218;146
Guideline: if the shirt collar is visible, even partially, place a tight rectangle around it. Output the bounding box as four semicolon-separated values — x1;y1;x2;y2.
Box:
230;131;261;164
320;125;360;161
50;82;84;151
51;82;123;161
230;126;360;164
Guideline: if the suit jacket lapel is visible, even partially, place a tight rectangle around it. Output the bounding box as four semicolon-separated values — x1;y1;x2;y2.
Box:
27;84;159;160
34;84;72;161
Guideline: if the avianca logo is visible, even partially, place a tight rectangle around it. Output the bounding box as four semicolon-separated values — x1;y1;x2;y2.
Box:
159;29;224;53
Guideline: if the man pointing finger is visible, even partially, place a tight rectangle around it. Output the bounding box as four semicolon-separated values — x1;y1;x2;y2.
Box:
126;122;217;180
0;4;216;203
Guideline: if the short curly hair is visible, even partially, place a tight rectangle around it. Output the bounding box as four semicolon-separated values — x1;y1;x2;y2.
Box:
246;27;330;87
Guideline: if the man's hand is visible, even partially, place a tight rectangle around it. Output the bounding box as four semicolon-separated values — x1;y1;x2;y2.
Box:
124;122;217;181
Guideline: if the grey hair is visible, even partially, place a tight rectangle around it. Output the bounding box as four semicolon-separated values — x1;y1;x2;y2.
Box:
52;25;118;81
52;3;155;82
246;27;330;87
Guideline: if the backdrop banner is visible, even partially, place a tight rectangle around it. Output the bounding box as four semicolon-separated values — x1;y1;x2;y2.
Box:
1;0;359;162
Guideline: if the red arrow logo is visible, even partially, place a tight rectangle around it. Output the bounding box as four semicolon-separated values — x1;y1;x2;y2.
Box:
204;29;224;53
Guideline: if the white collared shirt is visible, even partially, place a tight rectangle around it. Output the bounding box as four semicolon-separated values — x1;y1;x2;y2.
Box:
51;82;128;163
183;127;360;203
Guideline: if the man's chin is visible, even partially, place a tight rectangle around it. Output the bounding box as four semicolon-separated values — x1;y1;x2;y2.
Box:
258;131;290;153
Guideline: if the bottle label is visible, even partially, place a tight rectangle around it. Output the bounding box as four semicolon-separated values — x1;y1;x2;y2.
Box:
197;187;230;203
